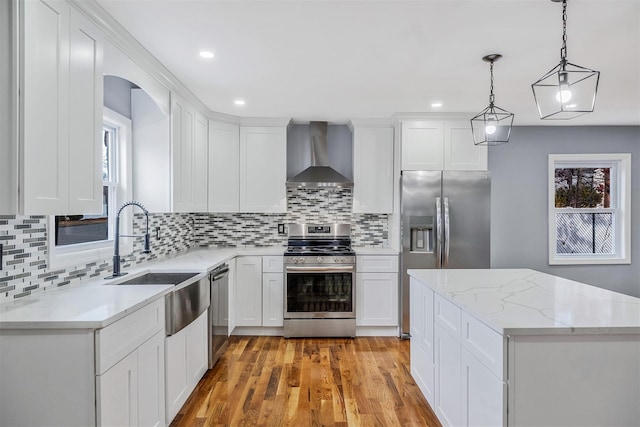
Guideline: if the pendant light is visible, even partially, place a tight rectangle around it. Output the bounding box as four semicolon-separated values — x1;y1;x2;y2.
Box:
471;54;514;146
531;0;600;120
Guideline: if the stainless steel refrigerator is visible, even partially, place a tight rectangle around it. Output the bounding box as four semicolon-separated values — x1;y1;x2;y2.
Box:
400;170;491;338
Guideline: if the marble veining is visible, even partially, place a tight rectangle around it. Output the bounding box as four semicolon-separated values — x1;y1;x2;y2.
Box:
408;268;640;335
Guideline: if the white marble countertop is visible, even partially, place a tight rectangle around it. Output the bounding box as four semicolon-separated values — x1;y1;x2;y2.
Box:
408;268;640;335
0;246;285;330
353;247;399;255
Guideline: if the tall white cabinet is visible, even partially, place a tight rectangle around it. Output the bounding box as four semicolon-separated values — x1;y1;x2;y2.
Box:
350;120;394;214
208;119;289;213
0;0;16;213
401;119;487;171
20;0;104;215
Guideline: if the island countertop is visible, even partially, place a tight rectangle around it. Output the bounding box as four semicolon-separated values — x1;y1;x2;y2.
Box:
407;268;640;335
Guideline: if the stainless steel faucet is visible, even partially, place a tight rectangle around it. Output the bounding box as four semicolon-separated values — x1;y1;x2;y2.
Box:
106;201;151;278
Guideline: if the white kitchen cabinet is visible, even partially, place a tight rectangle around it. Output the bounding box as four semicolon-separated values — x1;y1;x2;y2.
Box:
434;323;462;427
0;0;16;213
132;92;207;213
461;347;504;427
234;256;263;326
350;121;394;213
401;119;487;171
20;0;103;214
208;120;240;212
355;255;399;327
208;121;288;213
410;278;435;407
262;256;284;327
172;95;208;213
97;330;165;427
165;310;208;423
239;126;287;213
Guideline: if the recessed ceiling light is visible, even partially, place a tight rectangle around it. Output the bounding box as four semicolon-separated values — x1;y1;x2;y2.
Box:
431;102;443;108
234;99;246;106
199;51;214;59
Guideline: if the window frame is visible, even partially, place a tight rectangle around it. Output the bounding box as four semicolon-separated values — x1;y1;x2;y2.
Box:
48;107;133;269
548;153;631;265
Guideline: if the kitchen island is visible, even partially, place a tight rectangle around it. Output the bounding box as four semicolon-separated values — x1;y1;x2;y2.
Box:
408;268;640;427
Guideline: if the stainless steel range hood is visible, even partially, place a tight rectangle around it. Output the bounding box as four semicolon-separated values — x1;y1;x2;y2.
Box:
286;121;353;188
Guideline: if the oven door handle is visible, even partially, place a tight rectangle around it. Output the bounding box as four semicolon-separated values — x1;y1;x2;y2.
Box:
286;266;355;273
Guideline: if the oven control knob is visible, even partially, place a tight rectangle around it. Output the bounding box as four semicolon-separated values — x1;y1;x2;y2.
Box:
317;256;323;263
340;257;347;263
299;258;305;264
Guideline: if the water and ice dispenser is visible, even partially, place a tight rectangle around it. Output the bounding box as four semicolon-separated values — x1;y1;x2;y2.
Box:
409;216;433;253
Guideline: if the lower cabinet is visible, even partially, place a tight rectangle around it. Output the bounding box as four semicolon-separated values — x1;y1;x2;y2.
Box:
355;255;399;328
165;310;208;423
97;330;165;427
235;256;263;326
410;277;506;427
234;255;284;329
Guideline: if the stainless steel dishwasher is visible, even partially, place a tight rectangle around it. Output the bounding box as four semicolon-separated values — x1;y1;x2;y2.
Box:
209;263;230;368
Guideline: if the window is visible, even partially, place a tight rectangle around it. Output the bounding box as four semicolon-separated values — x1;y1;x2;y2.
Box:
548;153;631;265
48;108;132;268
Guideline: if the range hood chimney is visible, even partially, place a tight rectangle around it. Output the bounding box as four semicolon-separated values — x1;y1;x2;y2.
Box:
286;121;353;188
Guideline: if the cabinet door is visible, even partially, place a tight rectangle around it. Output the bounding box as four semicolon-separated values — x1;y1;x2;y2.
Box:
138;331;165;427
192;112;209;212
165;328;188;422
172;95;195;212
410;279;435;406
461;348;505;427
353;126;394;213
355;272;398;326
21;0;70;214
239;126;286;213
401;120;444;171
208;121;240;212
235;256;263;326
262;272;284;327
435;323;462;427
68;8;103;214
443;120;487;171
0;0;16;213
97;350;139;427
186;311;208;386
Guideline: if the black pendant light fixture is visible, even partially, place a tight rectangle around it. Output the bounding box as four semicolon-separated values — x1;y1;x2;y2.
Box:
531;0;600;120
471;54;514;146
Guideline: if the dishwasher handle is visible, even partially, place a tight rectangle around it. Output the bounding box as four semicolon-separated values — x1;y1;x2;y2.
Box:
210;264;229;281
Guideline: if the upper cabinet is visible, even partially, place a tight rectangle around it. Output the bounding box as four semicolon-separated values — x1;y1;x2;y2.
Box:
171;94;208;213
0;0;16;214
132;91;208;213
350;120;394;214
20;0;104;214
401;119;487;171
208;119;289;213
208;121;240;212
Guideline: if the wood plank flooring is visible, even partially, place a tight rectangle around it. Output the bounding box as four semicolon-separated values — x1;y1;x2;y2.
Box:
170;336;441;427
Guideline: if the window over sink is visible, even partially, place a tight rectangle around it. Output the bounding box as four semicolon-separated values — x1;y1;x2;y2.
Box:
548;153;631;265
48;107;133;268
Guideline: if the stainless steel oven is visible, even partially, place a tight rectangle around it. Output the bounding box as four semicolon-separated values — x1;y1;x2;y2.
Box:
283;224;356;337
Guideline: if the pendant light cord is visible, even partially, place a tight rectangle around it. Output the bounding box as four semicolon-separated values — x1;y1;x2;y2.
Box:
560;0;568;62
489;60;495;106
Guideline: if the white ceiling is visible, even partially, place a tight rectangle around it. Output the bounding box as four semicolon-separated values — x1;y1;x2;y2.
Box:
96;0;640;125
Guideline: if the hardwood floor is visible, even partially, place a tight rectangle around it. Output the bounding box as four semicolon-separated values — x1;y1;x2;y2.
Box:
170;336;441;427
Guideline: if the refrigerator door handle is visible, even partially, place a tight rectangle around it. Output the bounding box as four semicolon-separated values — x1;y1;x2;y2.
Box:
443;197;450;268
436;197;442;268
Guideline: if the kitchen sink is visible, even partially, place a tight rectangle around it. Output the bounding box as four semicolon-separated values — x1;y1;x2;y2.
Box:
110;271;210;336
113;272;200;286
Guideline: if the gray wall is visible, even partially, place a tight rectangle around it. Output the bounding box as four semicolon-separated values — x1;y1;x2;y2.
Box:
489;126;640;297
104;75;136;119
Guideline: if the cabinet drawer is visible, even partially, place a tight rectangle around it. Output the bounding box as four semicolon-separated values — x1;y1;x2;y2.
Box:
262;256;283;273
95;298;165;375
356;255;398;273
461;312;505;380
434;295;461;340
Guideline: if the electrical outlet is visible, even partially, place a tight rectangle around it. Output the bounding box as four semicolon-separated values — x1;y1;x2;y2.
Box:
155;227;161;240
0;243;3;270
278;224;286;234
